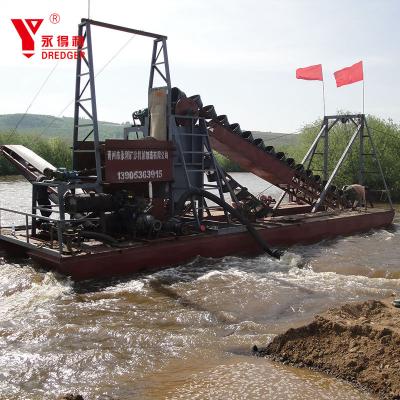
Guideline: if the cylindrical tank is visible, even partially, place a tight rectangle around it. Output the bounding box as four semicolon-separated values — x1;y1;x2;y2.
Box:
149;87;168;140
65;193;116;213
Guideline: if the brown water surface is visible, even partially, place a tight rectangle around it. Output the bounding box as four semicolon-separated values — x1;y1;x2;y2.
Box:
1;174;398;399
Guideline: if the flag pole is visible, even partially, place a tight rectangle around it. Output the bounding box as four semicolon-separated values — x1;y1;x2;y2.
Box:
322;79;326;116
362;79;365;114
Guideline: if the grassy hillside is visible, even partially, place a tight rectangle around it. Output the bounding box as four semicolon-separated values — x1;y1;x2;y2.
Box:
252;131;299;148
0;113;299;175
0;114;299;147
0;114;128;141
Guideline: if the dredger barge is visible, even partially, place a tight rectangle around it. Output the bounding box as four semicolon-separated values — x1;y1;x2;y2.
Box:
0;20;394;281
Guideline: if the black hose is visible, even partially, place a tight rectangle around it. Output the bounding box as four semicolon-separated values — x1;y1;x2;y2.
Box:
80;231;119;245
36;175;52;217
79;231;142;248
175;188;281;259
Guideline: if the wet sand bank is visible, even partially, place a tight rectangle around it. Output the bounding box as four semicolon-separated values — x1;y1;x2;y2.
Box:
257;298;400;399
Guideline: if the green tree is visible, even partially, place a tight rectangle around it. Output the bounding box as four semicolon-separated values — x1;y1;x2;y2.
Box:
0;132;72;175
213;152;242;172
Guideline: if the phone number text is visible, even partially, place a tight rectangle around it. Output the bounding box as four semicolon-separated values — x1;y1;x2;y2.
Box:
117;170;163;180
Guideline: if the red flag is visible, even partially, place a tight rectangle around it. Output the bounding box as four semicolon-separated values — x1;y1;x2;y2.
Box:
296;64;323;81
334;61;363;87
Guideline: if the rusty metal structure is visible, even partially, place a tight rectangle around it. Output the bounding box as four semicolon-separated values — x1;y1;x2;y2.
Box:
0;19;394;281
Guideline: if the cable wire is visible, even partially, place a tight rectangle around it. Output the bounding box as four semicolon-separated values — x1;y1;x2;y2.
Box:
94;34;135;77
254;131;300;196
5;61;60;141
38;34;136;138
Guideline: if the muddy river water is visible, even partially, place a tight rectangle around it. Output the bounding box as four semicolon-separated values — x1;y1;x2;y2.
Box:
0;174;399;399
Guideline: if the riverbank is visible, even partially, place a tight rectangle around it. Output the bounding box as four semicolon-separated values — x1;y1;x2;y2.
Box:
257;297;400;399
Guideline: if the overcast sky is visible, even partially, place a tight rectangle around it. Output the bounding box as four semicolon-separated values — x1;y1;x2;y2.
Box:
0;0;399;133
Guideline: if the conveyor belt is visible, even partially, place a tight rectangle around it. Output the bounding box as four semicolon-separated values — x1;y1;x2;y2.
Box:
207;120;339;208
0;144;55;182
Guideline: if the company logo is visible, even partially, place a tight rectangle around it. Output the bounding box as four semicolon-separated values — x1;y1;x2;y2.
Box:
11;19;44;58
11;15;85;60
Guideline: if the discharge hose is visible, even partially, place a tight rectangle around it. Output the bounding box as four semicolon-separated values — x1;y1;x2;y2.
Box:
175;188;281;259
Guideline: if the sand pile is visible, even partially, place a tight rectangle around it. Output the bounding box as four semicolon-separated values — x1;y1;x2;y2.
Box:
257;299;400;400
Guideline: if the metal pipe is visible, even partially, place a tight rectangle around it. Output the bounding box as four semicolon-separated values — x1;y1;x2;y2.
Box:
273;125;329;213
85;22;102;186
26;215;29;243
323;121;329;181
148;181;153;203
359;115;365;185
0;207;56;221
272;190;286;212
81;19;167;39
0;207;99;224
72;23;83;171
162;38;172;138
324;114;363;120
302;124;326;166
31;184;37;236
57;221;63;254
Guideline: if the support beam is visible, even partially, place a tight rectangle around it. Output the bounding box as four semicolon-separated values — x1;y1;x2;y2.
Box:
359;114;365;185
274;122;328;212
85;23;102;185
323;120;329;181
312;123;362;212
81;19;166;39
72;23;83;171
303;123;327;166
364;120;393;209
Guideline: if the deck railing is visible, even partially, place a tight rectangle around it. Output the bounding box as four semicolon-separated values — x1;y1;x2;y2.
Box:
0;206;100;255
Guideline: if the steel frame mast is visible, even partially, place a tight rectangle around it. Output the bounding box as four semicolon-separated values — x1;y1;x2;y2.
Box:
70;19;253;227
72;19;168;191
305;114;393;211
